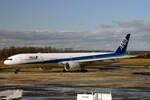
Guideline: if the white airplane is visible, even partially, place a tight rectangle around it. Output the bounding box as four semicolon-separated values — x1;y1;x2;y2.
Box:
4;34;132;72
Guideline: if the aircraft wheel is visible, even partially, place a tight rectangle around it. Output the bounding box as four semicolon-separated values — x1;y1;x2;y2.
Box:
62;69;68;72
80;69;88;72
80;66;88;72
14;69;19;74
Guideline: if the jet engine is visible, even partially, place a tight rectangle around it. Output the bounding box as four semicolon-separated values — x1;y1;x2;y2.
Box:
63;62;81;72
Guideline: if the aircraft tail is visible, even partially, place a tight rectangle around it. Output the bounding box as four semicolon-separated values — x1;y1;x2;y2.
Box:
115;34;130;54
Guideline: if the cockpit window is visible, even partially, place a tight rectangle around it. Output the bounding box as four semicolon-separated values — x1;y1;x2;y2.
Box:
7;58;13;60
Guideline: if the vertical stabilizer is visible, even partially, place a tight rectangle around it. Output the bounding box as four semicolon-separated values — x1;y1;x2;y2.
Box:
115;34;130;54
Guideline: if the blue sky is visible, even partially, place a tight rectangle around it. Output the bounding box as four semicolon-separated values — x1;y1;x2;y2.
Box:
0;0;150;51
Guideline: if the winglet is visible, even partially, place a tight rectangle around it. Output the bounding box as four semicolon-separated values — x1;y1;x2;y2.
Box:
115;34;130;54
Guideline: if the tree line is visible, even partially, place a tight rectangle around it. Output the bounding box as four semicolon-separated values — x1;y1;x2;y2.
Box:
0;46;75;61
129;51;150;58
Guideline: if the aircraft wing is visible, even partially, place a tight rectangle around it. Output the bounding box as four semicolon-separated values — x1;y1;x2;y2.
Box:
61;54;136;64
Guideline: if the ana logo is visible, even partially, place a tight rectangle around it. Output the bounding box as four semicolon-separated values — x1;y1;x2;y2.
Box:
82;96;89;98
120;38;128;50
29;56;38;59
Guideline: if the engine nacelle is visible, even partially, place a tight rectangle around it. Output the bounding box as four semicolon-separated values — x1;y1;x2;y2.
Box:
63;62;81;71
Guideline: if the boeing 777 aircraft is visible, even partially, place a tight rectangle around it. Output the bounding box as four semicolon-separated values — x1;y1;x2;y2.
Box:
4;34;132;72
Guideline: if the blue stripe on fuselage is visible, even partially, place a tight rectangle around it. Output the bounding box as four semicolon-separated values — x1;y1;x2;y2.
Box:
23;53;126;64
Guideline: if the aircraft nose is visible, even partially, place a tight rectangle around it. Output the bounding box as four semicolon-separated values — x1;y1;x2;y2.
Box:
4;60;9;65
4;60;12;65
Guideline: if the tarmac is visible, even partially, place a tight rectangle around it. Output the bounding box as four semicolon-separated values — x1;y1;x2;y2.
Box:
0;84;150;100
0;67;150;99
0;58;150;99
